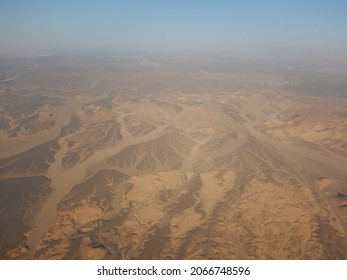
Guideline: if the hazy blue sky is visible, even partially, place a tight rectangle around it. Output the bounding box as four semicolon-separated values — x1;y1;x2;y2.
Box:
1;0;347;51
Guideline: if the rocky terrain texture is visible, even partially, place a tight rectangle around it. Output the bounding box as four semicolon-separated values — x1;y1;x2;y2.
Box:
1;55;347;259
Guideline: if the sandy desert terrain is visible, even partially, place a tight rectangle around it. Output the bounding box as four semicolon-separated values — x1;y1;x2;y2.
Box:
1;52;347;259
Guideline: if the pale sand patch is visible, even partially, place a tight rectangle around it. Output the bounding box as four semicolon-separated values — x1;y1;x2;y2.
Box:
314;177;334;192
171;208;201;238
128;170;183;190
199;170;236;216
136;205;163;226
79;223;99;233
72;204;103;225
122;216;141;228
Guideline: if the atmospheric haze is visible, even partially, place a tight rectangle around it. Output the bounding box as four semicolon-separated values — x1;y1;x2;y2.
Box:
0;0;347;260
1;0;347;51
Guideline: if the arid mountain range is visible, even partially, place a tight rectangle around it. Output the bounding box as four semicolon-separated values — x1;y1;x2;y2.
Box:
1;51;347;259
